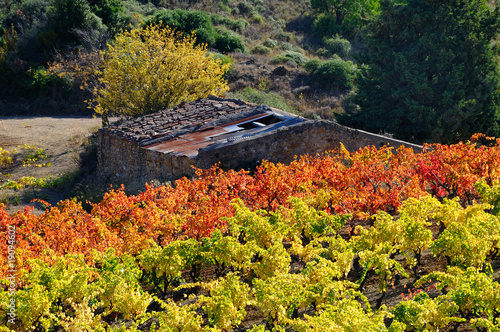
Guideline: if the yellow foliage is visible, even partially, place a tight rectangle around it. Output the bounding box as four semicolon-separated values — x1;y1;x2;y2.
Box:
93;24;231;126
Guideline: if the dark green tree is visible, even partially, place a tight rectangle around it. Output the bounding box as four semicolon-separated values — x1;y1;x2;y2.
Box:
50;0;97;45
340;0;500;143
311;0;380;35
88;0;126;35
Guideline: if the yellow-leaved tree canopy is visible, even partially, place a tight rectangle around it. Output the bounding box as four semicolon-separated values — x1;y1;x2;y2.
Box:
93;24;231;126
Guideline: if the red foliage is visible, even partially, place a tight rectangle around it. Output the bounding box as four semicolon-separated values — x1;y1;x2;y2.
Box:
2;135;500;278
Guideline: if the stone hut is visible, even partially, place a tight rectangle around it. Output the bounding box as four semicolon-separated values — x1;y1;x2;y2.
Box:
97;96;422;183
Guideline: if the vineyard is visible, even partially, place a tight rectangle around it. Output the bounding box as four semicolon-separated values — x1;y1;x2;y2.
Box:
1;133;500;331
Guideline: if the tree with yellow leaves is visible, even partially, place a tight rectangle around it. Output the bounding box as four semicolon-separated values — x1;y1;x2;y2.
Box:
93;24;230;126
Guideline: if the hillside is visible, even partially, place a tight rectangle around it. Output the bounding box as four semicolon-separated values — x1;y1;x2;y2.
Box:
1;136;500;331
0;0;357;120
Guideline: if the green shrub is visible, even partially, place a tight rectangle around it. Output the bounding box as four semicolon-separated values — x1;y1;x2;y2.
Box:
218;3;231;13
18;66;72;97
304;58;322;72
315;47;329;57
251;44;271;55
264;38;277;48
251;12;263;23
279;42;293;50
146;9;218;48
271;51;308;66
237;1;253;15
50;0;95;45
211;14;247;31
323;36;351;58
89;0;126;35
147;10;245;53
311;58;356;90
215;28;246;53
313;13;341;38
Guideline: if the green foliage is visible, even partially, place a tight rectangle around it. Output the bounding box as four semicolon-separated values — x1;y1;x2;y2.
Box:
311;0;380;35
197;272;252;329
313;13;341;38
215;27;246;53
0;25;18;75
251;44;272;55
342;0;500;143
271;50;309;66
304;58;322;72
211;13;248;31
89;0;126;35
147;9;246;53
431;199;500;268
391;292;463;331
415;267;500;323
49;0;100;46
94;249;152;319
263;38;277;48
309;58;356;90
139;239;202;292
147;8;218;48
19;66;72;96
476;180;500;216
322;35;351;58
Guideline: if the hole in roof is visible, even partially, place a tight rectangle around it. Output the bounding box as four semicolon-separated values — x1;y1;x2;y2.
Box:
237;114;283;130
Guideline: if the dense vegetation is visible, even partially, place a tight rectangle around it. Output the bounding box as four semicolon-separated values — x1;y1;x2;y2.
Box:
1;134;500;330
3;0;499;143
2;2;500;328
340;0;500;144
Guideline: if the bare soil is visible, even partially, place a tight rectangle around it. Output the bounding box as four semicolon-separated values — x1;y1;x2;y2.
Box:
0;116;103;214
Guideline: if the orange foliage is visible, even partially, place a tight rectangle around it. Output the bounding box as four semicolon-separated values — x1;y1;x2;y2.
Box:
2;135;500;279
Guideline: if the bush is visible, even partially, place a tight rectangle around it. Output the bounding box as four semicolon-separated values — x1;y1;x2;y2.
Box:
1;0;51;33
310;58;356;90
251;45;271;55
93;25;231;126
271;51;308;66
313;13;341;38
146;9;218;48
49;0;96;45
89;0;126;35
215;28;246;53
263;38;277;48
304;58;322;72
22;66;72;94
237;1;253;15
323;36;351;58
315;48;329;57
147;10;245;53
251;12;263;23
211;14;247;31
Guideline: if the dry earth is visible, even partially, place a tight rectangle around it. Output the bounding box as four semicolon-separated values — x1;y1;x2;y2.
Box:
0;116;103;213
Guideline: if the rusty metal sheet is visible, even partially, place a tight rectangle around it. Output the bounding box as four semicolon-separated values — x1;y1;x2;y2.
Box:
143;112;278;158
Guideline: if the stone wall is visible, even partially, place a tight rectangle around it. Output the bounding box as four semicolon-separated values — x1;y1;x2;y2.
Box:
97;120;422;184
97;132;196;183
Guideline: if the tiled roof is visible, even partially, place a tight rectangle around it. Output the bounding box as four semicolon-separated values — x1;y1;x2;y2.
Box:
102;96;262;144
101;95;306;158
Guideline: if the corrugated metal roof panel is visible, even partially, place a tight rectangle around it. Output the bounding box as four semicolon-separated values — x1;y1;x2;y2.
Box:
142;112;294;158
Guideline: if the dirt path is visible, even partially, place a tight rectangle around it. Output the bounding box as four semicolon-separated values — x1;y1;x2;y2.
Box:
0;116;103;213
